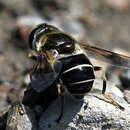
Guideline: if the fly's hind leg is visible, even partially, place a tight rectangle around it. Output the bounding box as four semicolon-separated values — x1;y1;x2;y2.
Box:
56;83;64;123
94;66;124;111
102;78;124;111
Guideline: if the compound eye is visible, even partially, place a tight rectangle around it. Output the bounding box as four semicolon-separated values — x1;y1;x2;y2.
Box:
29;23;59;51
29;31;35;50
28;24;47;50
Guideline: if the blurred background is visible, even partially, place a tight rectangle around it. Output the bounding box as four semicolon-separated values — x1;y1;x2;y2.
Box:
0;0;130;117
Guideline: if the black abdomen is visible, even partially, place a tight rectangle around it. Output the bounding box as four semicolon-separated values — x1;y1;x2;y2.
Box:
60;54;95;99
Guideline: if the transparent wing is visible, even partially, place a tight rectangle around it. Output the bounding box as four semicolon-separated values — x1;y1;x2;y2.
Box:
80;43;130;69
31;60;62;92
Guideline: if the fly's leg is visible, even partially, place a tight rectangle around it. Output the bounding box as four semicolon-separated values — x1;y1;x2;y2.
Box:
29;52;44;81
102;77;124;110
94;66;124;111
56;83;64;123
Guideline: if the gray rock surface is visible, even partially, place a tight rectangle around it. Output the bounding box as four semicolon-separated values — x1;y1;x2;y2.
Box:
6;103;37;130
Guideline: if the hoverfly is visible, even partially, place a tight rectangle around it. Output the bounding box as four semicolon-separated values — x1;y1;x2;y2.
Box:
28;23;130;122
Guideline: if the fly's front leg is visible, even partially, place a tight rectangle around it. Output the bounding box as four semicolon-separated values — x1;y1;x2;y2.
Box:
56;83;64;123
94;66;124;111
29;52;44;80
29;59;39;81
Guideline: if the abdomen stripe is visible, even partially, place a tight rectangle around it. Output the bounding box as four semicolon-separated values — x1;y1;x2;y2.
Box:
62;64;93;74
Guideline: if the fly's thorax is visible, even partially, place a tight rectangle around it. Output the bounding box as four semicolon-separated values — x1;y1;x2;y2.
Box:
38;32;76;54
53;43;90;60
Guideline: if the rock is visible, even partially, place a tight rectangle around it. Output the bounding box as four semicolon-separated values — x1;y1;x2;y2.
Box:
105;0;129;11
6;103;37;130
